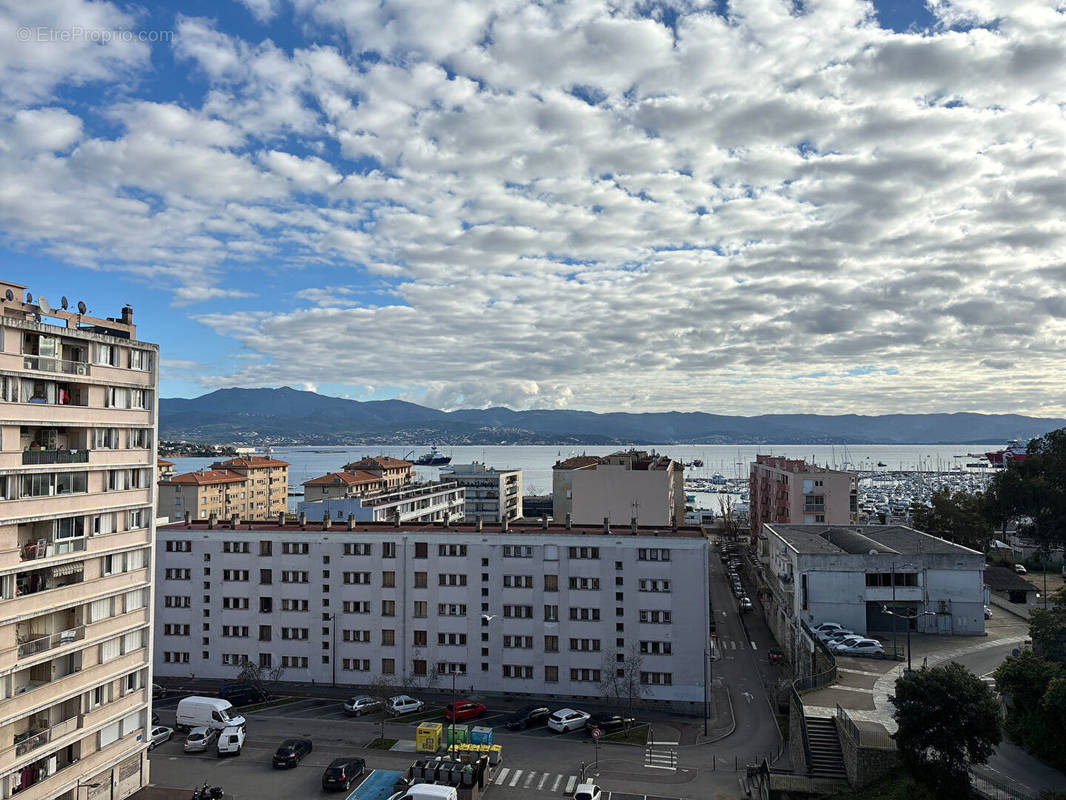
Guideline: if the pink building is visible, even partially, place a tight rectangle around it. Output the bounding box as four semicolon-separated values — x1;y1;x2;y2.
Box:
748;455;857;540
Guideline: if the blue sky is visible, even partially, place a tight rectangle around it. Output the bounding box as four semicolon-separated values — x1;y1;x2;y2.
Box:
2;0;1064;415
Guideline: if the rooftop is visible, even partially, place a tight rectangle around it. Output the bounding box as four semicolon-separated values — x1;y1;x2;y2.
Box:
163;469;247;486
984;565;1039;593
302;470;382;487
767;524;980;557
160;519;705;539
554;450;679;471
344;456;412;470
213;456;290;469
752;454;853;475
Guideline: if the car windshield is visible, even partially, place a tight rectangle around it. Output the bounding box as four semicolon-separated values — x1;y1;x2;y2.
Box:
188;733;204;741
576;792;596;800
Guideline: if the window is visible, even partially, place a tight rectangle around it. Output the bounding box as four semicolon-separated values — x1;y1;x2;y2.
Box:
221;625;249;638
413;630;428;646
93;343;121;366
281;627;309;640
129;349;153;371
165;540;191;552
344;542;371;556
439;544;467;556
570;668;601;682
163;596;190;608
640;671;673;685
640;640;672;655
503;544;533;558
438;662;467;675
282;542;309;555
165;568;190;580
438;632;467;646
438;603;467;616
382;658;395;674
343;630;372;642
414;542;428;559
260;540;272;556
259;625;272;641
503;575;533;588
544;604;558;622
343;658;371;672
569;638;601;652
344;600;371;613
569;607;600;621
128;508;147;529
223;569;249;582
281;656;309;669
865;573;919;587
544;665;559;682
343;572;371;585
280;599;308;611
223;597;249;610
93;428;119;449
260;569;272;584
638;548;671;561
382;542;396;558
163;624;190;636
381;629;395;646
503;635;534;649
439;573;467;586
638;578;671;593
414;572;427;588
260;597;273;613
223;541;250;554
282;570;309;583
163;651;190;664
544;574;558;591
382;600;395;616
503;605;533;619
568;546;599;560
639;609;672;624
413;601;428;618
569;576;600;590
544;635;559;652
502;664;534;679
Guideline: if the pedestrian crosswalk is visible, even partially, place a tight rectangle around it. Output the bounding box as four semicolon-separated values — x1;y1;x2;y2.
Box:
644;743;678;771
719;639;759;651
492;767;579;793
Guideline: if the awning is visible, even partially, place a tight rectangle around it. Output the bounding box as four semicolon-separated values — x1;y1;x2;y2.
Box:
52;561;84;577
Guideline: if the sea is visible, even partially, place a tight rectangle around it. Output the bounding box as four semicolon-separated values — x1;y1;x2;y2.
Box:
168;443;1000;512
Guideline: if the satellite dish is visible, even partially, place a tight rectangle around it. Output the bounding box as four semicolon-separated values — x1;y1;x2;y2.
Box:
38;296;51;314
61;296;69;310
77;301;86;314
25;292;32;304
4;289;12;301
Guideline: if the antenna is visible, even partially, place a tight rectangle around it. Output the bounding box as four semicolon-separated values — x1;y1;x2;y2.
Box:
77;301;86;315
61;296;69;310
25;292;32;304
38;296;51;314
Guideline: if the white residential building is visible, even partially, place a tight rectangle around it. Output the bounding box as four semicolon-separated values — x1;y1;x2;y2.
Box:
153;520;710;705
0;281;157;800
297;481;465;525
445;463;522;523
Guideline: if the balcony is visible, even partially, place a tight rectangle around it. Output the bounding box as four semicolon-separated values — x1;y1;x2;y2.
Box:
17;627;85;659
21;356;90;377
20;538;86;562
21;450;90;466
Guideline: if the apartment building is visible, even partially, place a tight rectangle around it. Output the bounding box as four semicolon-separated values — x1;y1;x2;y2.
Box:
297;481;465;526
342;457;413;489
157;456;289;522
445;463;522;523
0;281;157;800
154;519;710;706
553;451;685;526
748;456;857;539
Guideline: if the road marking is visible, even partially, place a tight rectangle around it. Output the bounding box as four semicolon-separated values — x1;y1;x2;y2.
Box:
509;769;523;787
494;767;510;785
551;775;562;793
565;776;577;794
537;773;549;790
649;741;678;745
730;641;737;650
751;641;757;650
523;771;536;788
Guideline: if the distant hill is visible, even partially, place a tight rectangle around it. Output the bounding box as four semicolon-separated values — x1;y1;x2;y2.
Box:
157;387;1066;446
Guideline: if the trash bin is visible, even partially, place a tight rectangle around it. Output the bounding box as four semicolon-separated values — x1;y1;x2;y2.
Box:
470;726;493;745
488;744;503;765
447;724;469;746
416;722;443;753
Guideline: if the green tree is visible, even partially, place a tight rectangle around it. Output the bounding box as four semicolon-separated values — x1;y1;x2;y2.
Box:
891;662;1002;799
984;429;1066;552
1028;587;1066;663
909;487;993;550
994;649;1066;770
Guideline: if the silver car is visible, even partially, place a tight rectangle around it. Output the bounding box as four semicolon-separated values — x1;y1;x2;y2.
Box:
183;726;218;753
343;695;382;716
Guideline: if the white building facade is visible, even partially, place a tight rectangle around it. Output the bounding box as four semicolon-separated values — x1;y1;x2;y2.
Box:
154;521;710;705
445;463;522;523
297;482;465;525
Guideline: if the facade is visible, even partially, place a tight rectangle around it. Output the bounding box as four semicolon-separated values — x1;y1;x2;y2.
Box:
156;459;174;481
154;519;710;705
0;281;157;800
342;457;413;489
157;457;289;522
302;457;415;502
748;456;857;537
758;524;986;645
446;463;522;523
298;481;465;525
552;451;684;526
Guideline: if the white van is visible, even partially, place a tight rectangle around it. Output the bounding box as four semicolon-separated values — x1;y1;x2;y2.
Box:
387;786;458;800
176;696;247;732
217;725;245;756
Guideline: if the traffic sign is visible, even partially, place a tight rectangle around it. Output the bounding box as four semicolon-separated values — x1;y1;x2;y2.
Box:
591;727;602;739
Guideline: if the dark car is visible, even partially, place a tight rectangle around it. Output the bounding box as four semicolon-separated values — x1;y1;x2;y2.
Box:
219;683;269;706
443;700;486;722
322;757;365;791
586;711;636;734
272;738;312;768
504;705;551;730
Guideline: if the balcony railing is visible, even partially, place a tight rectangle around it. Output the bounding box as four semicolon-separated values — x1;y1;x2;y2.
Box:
17;627;84;658
20;537;86;561
21;449;90;465
14;729;50;758
21;356;91;376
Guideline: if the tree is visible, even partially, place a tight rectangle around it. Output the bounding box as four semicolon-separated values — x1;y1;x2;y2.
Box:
235;657;283;700
367;674;402;743
598;645;649;732
718;495;743;540
909;487;992;550
984;429;1066;552
1028;587;1066;663
994;649;1066;770
891;662;1002;799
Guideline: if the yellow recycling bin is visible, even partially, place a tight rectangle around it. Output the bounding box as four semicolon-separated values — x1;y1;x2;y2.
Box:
416;722;443;753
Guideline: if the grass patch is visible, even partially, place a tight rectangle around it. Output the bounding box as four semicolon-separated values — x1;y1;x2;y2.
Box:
601;724;650;746
392;708;444;724
237;696;304;713
826;767;935;800
367;738;398;750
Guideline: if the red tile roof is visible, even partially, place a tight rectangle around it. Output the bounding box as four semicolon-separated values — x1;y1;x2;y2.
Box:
164;469;247;486
213;456;290;469
302;470;383;487
344;456;412;470
157;458;175;466
553;455;604;470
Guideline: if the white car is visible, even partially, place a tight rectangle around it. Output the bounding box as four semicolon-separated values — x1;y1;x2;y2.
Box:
830;635;867;652
817;628;855;643
344;695;382;716
1014;564;1027;575
388;695;425;715
813;622;847;634
149;725;173;750
573;784;603;800
835;638;885;657
183;726;218;753
548;708;590;733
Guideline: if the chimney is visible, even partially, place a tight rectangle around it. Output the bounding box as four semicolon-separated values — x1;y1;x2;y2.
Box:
230;514;240;529
121;304;133;325
393;511;401;527
541;515;548;531
183;510;191;528
603;516;610;534
671;517;678;533
443;515;450;529
347;513;355;531
208;512;217;530
277;511;285;526
631;517;637;533
298;511;307;530
476;516;483;532
565;512;572;531
502;518;509;533
323;513;332;531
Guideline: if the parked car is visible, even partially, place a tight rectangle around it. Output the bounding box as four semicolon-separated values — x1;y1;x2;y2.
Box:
984;606;993;620
343;695;382;716
216;725;245;756
739;596;753;612
175;696;246;732
835;639;885;657
387;786;458;800
152;683;168;700
585;712;635;734
273;738;313;768
183;727;218;753
504;705;551;730
573;783;603;800
218;683;268;706
817;628;855;642
732;585;743;599
388;695;425;715
443;700;486;722
322;757;366;791
149;725;173;750
548;708;591;733
1014;564;1027;575
830;635;867;652
813;622;847;634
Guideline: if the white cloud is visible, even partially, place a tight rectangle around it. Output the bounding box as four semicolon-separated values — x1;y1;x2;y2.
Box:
236;0;281;23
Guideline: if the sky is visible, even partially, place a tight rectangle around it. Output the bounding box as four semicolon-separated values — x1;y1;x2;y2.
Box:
1;0;1064;416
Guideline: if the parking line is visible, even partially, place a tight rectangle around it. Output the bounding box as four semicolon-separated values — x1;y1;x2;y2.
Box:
494;768;510;785
565;776;577;794
538;773;549;790
751;641;757;649
509;769;523;787
523;771;536;788
552;775;562;792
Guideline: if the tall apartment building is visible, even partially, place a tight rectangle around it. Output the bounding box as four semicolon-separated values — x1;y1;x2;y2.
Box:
157;456;289;522
748;455;858;538
154;519;710;706
553;451;684;526
446;463;522;523
0;281;157;800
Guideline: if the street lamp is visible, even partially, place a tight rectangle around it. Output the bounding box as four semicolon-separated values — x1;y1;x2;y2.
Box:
881;605;936;671
448;668;466;758
890;561;916;662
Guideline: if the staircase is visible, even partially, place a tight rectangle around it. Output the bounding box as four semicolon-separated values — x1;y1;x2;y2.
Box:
804;716;848;780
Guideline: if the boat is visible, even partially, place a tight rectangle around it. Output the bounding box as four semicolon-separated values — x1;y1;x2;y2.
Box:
984;440;1028;468
691;459;704;467
413;446;451;466
876;462;887;467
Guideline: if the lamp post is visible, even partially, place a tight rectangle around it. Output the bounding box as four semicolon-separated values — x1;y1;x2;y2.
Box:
890;561;916;662
881;605;936;671
448;669;467;758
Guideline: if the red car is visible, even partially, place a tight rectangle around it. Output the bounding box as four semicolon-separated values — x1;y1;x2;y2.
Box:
443;701;486;722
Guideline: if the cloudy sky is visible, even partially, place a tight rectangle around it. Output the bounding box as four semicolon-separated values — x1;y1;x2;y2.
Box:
1;0;1064;415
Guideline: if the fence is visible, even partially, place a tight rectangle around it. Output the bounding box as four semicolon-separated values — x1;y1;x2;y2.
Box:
835;703;896;750
971;766;1038;800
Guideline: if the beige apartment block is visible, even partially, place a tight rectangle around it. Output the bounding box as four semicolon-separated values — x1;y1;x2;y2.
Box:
553;451;685;526
748;455;858;538
158;457;289;523
210;457;289;519
0;280;157;800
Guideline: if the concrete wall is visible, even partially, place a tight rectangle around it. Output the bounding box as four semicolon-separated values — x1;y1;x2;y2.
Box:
571;464;673;526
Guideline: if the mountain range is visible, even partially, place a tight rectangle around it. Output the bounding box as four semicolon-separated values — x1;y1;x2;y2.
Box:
158;387;1066;446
